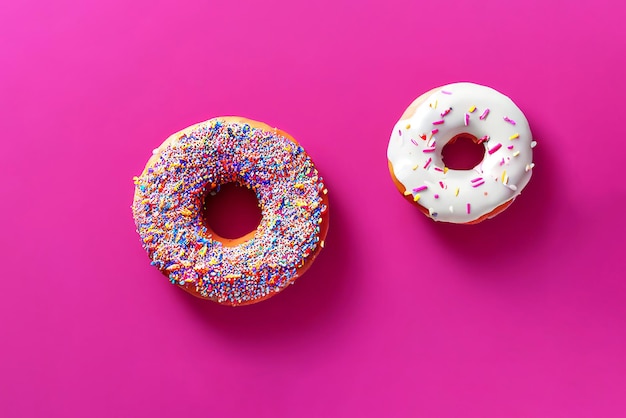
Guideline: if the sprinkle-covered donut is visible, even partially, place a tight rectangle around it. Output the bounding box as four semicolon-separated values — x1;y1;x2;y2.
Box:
132;117;329;306
387;82;535;224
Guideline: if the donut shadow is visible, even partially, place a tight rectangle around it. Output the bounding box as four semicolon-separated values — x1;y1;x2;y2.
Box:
422;125;561;277
176;190;355;343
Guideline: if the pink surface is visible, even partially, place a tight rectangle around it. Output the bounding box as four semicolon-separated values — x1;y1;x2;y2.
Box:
1;0;625;416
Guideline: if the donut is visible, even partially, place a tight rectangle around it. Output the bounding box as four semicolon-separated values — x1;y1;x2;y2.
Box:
132;117;329;306
387;82;535;224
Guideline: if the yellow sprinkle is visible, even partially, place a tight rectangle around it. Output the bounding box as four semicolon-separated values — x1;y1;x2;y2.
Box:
412;164;418;171
225;273;242;279
501;170;507;183
443;167;449;174
323;189;328;195
455;187;460;196
403;190;412;196
132;176;140;184
179;249;185;257
413;194;421;202
180;208;193;217
294;183;304;189
468;105;476;113
513;151;520;157
198;245;207;256
141;198;150;204
405;124;411;129
320;240;325;248
509;133;520;140
166;264;180;271
434;100;437;109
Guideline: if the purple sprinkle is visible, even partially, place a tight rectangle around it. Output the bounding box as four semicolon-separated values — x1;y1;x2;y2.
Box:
504;116;516;125
411;139;419;146
398;129;402;136
441;90;452;95
479;109;490;120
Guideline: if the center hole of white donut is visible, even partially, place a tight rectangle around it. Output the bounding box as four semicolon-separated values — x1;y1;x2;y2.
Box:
202;183;262;241
441;134;486;170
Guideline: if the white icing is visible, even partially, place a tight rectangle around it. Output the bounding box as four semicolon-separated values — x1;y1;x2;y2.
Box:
387;82;534;223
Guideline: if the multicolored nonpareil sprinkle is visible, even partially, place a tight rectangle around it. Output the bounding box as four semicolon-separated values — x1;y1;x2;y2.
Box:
132;118;328;306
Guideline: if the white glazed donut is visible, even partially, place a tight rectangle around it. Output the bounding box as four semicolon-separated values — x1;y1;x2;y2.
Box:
387;82;535;224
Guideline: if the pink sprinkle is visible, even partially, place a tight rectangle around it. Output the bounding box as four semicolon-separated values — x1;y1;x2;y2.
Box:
413;185;428;193
504;116;516;125
488;143;502;154
477;135;490;144
439;181;445;189
471;177;483;183
423;148;436;153
410;139;419;146
467;203;471;214
507;145;514;149
479;109;490;120
500;158;506;166
431;128;439;134
464;113;470;126
434;194;439;199
398;129;402;136
472;181;485;188
424;158;432;169
434;167;444;172
440;108;452;117
441;90;452;95
432;120;445;125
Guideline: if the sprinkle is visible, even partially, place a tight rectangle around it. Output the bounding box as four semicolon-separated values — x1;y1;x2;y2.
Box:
413;185;428;193
320;240;325;248
525;163;535;172
398;129;402;136
471;177;483;183
501;170;507;183
464;113;470;126
423;147;436;153
443;167;449;174
504;116;516;125
466;203;471;214
455;187;460;196
472;181;485;188
513;151;520;157
477;135;490;144
530;141;537;148
411;138;419;146
412;164;418;170
413;194;421;202
405;124;411;129
431;128;439;135
403;190;412;196
434;194;439;199
424;158;432;169
440;108;452;117
509;133;520;140
441;90;452;95
434;166;444;172
488;143;502;154
432;120;445;125
479;109;490;120
507;145;514;150
198;245;208;256
468;105;476;113
429;100;438;109
439;181;445;189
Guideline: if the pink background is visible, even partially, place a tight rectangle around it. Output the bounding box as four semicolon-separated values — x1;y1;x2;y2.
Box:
1;0;625;416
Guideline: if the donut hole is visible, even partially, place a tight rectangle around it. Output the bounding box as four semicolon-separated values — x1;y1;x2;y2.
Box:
201;182;262;240
441;134;486;170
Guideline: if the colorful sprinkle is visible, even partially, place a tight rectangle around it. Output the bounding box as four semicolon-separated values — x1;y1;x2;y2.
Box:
413;185;428;192
513;151;520;157
413;194;421;202
424;158;432;169
468;105;476;113
509;133;520;140
440;108;452;117
477;135;490;144
488;143;502;154
479;108;490;120
464;113;470;126
432;120;445;125
504;116;516;125
431;128;439;135
466;203;471;214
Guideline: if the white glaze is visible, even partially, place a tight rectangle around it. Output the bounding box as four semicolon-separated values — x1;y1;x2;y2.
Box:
387;82;534;223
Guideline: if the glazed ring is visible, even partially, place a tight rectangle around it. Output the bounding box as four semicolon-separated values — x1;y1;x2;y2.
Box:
132;117;329;306
387;82;535;224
